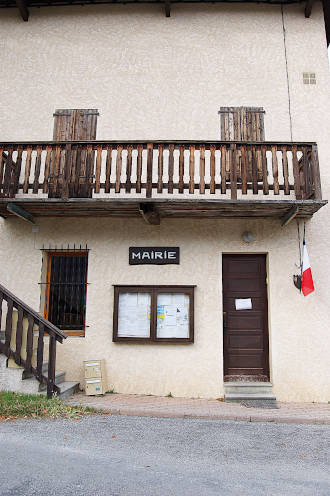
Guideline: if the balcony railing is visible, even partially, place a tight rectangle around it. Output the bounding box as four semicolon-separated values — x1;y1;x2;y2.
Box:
0;140;323;201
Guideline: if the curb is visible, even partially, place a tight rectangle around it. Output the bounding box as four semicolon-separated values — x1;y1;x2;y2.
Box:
98;408;330;425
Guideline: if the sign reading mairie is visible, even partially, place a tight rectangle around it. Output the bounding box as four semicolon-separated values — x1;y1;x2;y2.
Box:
129;247;180;265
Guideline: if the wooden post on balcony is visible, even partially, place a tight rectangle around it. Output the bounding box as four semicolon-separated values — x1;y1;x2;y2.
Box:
33;146;42;194
157;145;164;193
53;145;61;198
292;146;302;200
179;145;184;194
189;146;195;194
23;146;32;194
199;145;205;194
146;143;153;198
62;144;72;199
311;144;322;200
13;147;23;195
230;144;237;200
210;145;216;194
43;146;52;193
86;145;94;198
125;145;133;193
104;145;112;193
221;145;226;194
95;145;102;194
115;145;123;193
251;145;258;195
168;144;174;194
3;147;13;197
136;145;143;194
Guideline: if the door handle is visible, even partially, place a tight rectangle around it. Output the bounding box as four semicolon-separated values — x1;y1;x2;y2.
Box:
223;311;227;329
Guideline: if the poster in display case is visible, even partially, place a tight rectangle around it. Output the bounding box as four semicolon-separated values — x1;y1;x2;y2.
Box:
117;292;151;338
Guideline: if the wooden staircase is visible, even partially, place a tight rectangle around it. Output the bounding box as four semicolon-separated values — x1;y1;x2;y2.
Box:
0;357;79;399
0;283;72;398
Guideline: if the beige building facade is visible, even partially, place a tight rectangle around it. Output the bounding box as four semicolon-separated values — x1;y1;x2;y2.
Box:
0;2;329;402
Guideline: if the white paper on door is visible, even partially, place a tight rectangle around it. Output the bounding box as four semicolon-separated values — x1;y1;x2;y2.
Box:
235;298;252;310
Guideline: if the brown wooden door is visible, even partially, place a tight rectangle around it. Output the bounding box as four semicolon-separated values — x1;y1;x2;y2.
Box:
222;254;269;379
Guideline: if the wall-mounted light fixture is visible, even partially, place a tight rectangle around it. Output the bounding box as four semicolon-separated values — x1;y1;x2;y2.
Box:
242;231;254;243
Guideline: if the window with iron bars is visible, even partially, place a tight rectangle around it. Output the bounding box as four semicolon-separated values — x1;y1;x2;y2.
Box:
44;251;88;336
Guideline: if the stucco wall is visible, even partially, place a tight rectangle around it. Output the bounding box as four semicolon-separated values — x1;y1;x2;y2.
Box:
0;215;329;402
0;3;329;402
0;3;328;142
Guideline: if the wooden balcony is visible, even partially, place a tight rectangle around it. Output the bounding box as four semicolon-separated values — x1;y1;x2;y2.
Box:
0;140;326;224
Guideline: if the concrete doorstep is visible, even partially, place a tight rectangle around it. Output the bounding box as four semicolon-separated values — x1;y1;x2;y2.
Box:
64;392;330;425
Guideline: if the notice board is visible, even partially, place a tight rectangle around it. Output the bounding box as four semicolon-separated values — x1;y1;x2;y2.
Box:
156;293;190;338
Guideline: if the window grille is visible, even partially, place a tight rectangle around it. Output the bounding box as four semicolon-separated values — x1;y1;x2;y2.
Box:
44;251;88;333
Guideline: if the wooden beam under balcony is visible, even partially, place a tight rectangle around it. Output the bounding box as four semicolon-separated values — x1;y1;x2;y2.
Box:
15;0;29;21
281;205;299;227
305;0;316;18
165;0;171;18
7;202;35;224
0;198;326;221
139;203;160;225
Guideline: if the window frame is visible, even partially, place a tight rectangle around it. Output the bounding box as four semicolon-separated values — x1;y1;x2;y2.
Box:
113;285;195;343
44;250;89;337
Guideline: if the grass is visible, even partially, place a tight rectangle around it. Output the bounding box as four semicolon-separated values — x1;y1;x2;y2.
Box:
0;391;97;421
106;389;117;394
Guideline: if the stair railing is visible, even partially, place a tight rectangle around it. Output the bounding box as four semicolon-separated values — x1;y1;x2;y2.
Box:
0;283;67;398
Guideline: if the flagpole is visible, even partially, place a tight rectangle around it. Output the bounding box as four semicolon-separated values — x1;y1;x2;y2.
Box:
302;222;306;289
297;220;302;293
301;221;315;296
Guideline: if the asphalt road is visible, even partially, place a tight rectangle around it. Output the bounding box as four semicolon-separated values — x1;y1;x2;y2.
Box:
0;415;329;496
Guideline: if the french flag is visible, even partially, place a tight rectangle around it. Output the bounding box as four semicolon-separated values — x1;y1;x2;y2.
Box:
302;240;314;296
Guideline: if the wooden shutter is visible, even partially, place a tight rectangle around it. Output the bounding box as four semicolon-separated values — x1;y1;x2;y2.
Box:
219;107;265;141
50;109;99;198
219;107;265;181
53;109;99;141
